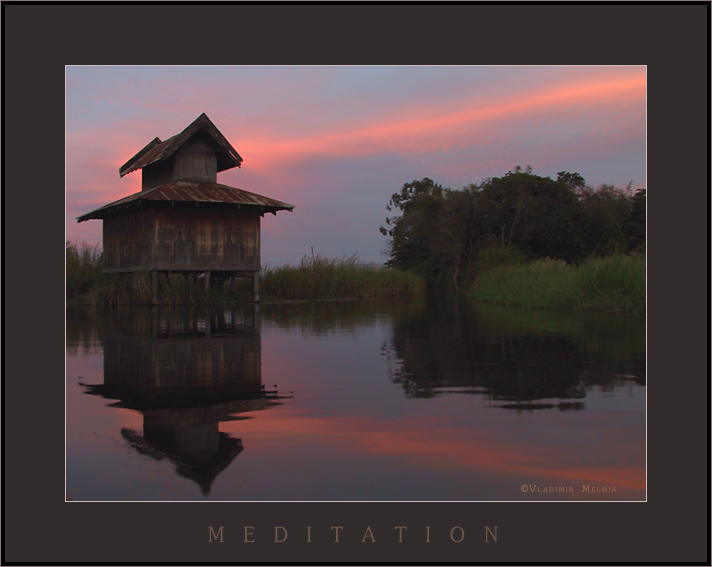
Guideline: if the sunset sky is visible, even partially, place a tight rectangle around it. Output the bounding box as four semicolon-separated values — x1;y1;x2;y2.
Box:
66;65;646;266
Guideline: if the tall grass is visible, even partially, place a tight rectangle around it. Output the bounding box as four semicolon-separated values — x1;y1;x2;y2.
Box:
66;242;104;300
572;254;646;314
91;272;219;306
66;241;424;304
469;253;645;315
260;254;425;300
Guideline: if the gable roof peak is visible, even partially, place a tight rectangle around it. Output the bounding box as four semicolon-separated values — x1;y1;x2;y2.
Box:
118;113;243;178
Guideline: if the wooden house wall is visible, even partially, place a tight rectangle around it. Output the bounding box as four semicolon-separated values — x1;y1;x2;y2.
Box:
102;205;261;273
103;208;153;271
173;135;218;182
142;161;175;191
152;206;261;272
142;133;218;191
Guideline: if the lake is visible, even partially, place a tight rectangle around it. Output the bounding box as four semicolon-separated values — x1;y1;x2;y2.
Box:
66;296;646;501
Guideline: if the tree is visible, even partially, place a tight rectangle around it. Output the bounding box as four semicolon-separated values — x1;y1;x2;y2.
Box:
479;170;585;262
380;170;638;290
380;178;448;282
557;171;586;191
429;186;486;289
577;184;631;256
622;188;646;251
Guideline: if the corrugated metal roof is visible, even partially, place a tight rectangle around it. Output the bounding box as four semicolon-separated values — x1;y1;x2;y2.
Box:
77;181;295;222
119;113;243;177
118;136;172;177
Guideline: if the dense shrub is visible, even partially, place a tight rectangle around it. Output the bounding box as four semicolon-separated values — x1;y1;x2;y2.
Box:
381;170;645;289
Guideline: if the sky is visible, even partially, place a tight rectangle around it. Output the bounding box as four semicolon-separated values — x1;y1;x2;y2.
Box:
65;65;646;266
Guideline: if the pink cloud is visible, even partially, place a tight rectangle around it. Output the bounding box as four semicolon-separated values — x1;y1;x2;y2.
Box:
66;67;646;262
235;72;646;174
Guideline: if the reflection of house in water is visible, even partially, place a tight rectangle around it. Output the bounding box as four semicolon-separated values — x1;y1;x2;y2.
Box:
82;307;283;495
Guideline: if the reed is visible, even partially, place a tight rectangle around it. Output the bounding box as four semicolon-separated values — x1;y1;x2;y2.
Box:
66;241;104;300
91;272;215;306
469;253;645;315
66;239;424;304
259;254;425;300
571;253;646;314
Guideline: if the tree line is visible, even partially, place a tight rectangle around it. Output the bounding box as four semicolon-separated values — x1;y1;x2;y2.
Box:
380;167;646;288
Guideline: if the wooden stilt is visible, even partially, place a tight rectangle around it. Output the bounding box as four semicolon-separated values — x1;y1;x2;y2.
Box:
253;272;260;303
151;271;158;305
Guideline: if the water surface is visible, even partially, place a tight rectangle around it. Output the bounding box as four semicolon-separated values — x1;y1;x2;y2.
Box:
66;296;645;501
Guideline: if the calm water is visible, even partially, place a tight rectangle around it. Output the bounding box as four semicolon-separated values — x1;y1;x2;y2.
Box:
66;296;646;501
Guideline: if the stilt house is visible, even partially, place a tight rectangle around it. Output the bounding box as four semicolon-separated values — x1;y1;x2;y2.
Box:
77;113;294;300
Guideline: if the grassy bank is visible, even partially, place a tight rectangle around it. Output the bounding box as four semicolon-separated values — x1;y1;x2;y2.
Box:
66;243;424;305
469;253;645;315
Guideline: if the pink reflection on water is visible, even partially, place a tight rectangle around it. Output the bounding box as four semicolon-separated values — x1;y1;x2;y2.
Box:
221;396;645;500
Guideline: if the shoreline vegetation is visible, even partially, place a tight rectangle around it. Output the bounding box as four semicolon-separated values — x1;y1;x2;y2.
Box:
260;254;424;301
377;168;646;316
67;166;645;316
66;241;644;315
66;243;425;306
469;253;645;316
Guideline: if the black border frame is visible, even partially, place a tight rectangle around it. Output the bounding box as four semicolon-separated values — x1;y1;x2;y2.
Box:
3;2;710;565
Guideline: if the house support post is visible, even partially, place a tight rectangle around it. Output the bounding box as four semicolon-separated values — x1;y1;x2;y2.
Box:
151;271;158;305
205;271;211;295
253;272;260;303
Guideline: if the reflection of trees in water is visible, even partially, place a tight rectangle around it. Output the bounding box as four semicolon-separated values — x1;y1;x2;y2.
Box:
77;306;284;495
384;295;645;407
473;302;646;365
66;306;104;356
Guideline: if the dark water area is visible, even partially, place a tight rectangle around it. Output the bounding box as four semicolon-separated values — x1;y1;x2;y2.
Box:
66;296;645;501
